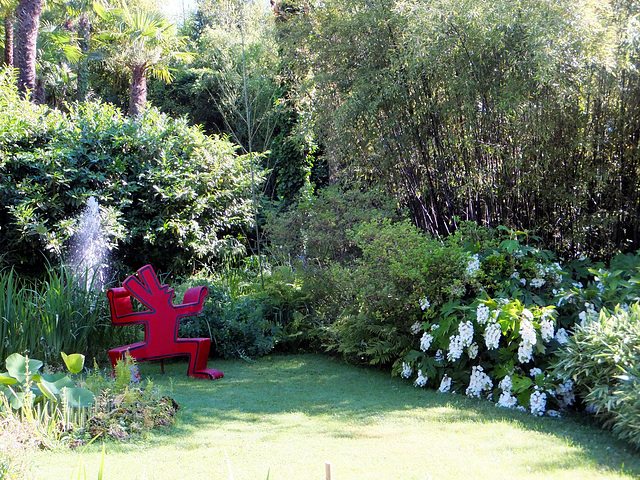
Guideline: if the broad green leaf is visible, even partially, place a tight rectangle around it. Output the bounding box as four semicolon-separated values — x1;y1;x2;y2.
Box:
61;352;85;374
0;372;18;385
62;387;95;408
5;353;42;382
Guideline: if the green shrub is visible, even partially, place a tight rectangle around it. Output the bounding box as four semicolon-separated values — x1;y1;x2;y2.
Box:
552;304;640;437
324;219;472;365
176;274;279;360
397;226;576;415
0;68;261;276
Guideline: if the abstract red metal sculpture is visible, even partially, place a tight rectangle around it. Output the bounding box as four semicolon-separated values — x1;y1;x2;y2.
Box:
107;265;223;380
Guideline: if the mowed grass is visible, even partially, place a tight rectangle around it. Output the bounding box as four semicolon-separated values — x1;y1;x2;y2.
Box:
32;354;640;480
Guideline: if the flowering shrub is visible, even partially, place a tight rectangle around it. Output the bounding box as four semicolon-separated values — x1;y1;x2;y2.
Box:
397;226;578;415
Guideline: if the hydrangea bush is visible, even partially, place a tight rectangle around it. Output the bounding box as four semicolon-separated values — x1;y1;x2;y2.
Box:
396;227;585;416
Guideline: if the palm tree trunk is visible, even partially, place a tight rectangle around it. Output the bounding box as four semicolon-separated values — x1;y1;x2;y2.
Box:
77;12;90;102
3;12;14;67
129;63;147;117
14;0;43;99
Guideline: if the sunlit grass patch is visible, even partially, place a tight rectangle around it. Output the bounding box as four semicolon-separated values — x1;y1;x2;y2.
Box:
31;354;640;479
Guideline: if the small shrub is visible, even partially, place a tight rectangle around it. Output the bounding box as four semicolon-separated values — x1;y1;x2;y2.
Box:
552;303;640;449
325;219;472;365
176;274;279;360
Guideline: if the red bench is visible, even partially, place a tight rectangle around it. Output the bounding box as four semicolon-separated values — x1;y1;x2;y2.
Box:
107;265;223;380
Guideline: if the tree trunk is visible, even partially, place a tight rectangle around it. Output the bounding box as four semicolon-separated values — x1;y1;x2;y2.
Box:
128;63;147;117
14;0;43;99
3;12;14;67
76;12;90;102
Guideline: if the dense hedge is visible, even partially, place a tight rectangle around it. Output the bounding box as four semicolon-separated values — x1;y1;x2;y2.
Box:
0;68;261;276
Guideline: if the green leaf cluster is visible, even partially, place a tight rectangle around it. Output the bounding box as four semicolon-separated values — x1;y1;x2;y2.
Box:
0;352;94;411
0;68;261;276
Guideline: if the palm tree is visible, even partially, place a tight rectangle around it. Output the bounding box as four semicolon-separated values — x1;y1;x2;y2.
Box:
1;0;17;67
14;0;43;97
93;1;193;117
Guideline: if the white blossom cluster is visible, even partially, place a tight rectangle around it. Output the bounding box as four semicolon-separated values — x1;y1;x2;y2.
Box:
439;374;452;393
484;322;501;350
420;297;431;311
476;304;490;325
530;278;546;288
411;321;422;335
420;332;434;352
578;302;598;325
496;375;521;409
530;388;547;416
467;342;479;359
529;368;542;377
518;315;537;363
555;380;575;408
556;328;569;344
540;316;555;342
459;321;474;347
401;362;412;379
414;370;428;387
466;254;481;277
466;365;493;398
447;335;464;361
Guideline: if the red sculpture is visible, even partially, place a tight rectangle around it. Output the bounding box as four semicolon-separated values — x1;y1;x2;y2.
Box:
107;265;223;380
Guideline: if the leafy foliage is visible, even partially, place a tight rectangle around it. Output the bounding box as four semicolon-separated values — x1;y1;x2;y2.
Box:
552;304;640;449
280;0;640;259
0;68;261;275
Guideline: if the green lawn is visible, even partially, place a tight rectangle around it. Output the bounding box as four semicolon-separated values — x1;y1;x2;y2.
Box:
32;354;640;479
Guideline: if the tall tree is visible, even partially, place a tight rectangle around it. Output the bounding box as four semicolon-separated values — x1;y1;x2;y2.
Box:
14;0;42;98
93;1;192;117
1;0;16;67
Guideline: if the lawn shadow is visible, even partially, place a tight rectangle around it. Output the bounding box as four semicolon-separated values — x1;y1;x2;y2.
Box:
138;353;640;477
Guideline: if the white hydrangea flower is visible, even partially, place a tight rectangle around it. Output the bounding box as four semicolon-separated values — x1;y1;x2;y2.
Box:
499;375;513;393
411;321;422;335
484;322;501;350
419;297;431;311
556;380;575;408
520;278;527;286
540;318;554;342
476;304;490;325
522;308;534;322
435;349;444;362
529;368;542;377
430;323;440;331
466;254;481;277
531;278;546;288
556;328;569;344
596;282;605;295
510;271;520;280
459;321;474;347
467;342;479;360
466;365;493;398
447;335;464;362
420;332;434;352
518;342;534;364
439;375;452;393
518;317;537;363
414;370;428;387
497;391;518;408
401;362;412;379
530;390;547;416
